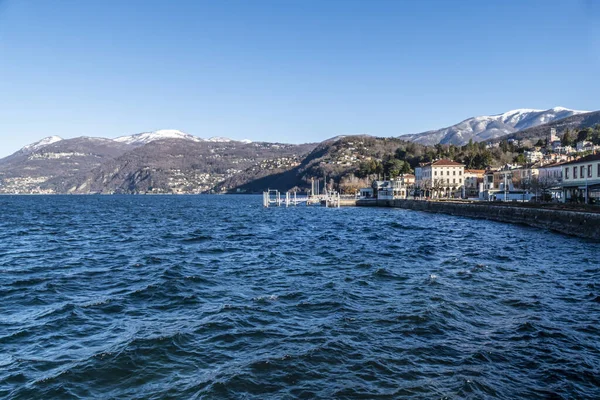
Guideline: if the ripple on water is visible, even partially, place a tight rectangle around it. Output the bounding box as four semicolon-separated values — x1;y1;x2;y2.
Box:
0;195;599;399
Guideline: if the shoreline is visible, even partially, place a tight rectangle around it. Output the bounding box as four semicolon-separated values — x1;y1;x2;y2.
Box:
357;199;600;240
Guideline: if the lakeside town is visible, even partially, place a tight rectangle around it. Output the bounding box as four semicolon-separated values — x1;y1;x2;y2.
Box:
357;128;600;205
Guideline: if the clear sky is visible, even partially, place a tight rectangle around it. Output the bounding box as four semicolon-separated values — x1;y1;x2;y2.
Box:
0;0;598;157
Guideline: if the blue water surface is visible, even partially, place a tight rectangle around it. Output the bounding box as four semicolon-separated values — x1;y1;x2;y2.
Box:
1;195;599;399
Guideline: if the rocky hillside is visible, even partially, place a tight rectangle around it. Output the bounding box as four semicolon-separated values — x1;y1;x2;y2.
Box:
218;135;421;193
0;137;133;193
0;134;315;194
63;140;313;194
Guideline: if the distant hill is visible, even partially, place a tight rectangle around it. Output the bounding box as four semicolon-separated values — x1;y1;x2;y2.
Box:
62;139;314;194
219;135;423;193
399;107;588;146
0;137;133;193
489;110;600;144
0;133;315;194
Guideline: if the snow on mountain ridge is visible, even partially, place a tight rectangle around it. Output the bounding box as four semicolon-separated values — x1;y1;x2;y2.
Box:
400;107;589;146
21;136;63;152
114;129;205;145
114;130;253;145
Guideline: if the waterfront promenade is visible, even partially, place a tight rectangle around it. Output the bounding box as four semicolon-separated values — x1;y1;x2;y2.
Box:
357;199;600;240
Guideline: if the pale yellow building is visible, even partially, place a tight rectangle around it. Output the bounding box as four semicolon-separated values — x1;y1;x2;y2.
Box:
420;159;465;198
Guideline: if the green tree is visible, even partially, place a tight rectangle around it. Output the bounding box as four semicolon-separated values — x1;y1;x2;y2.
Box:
385;159;411;178
394;147;407;160
562;128;573;146
513;153;526;165
577;129;590;143
591;127;600;145
466;139;475;153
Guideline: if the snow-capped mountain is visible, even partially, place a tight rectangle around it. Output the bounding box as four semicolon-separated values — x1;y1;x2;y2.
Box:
400;107;589;146
207;136;238;143
113;129;252;145
114;129;205;145
20;136;63;153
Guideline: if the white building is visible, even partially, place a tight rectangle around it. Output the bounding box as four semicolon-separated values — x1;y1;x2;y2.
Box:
561;154;600;204
576;141;594;153
525;150;543;164
420;159;465;198
372;177;413;200
359;187;374;199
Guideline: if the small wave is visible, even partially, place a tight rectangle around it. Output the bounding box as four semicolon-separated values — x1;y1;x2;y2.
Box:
372;268;406;281
9;277;48;287
182;235;213;243
502;298;541;309
252;295;278;303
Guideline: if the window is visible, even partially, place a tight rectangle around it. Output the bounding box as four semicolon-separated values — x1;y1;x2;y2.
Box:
565;167;569;179
447;171;450;176
459;178;462;184
453;171;456;176
598;163;600;177
434;171;437;176
453;178;456;183
574;166;577;179
580;166;585;179
588;165;592;178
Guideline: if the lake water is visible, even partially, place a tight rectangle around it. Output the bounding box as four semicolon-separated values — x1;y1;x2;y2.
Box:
1;195;599;399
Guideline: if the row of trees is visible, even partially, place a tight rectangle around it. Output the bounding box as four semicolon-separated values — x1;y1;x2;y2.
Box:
355;139;520;179
561;125;600;147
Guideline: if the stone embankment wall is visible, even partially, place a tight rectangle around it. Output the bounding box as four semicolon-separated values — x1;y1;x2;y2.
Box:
356;199;600;240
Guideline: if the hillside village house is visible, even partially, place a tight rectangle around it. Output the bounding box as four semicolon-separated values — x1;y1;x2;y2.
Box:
525;150;543;164
561;154;600;204
418;159;465;198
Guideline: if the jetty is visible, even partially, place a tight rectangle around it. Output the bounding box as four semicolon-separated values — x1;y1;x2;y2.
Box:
262;189;356;208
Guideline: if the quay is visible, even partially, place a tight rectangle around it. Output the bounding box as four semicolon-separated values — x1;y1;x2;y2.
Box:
357;198;600;240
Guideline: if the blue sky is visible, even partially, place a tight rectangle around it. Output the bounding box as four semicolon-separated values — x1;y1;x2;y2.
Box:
0;0;598;157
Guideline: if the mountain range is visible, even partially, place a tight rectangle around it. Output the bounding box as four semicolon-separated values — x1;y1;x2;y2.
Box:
0;131;314;194
1;107;597;194
398;107;588;146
